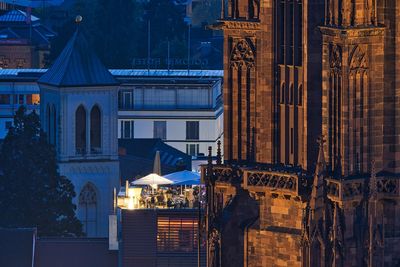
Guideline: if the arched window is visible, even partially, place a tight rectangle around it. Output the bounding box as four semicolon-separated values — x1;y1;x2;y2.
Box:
298;85;303;106
289;84;294;105
78;183;97;237
280;83;285;104
90;105;101;153
75;105;86;154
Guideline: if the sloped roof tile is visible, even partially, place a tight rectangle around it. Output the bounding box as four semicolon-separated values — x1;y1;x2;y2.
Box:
38;27;118;87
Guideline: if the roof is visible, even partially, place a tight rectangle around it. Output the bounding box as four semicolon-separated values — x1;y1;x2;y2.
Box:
0;68;223;78
38;27;118;87
118;138;191;180
0;9;39;23
0;228;36;267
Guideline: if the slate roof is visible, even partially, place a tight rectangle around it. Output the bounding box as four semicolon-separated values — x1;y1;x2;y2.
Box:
38;27;118;87
0;9;39;23
0;68;223;78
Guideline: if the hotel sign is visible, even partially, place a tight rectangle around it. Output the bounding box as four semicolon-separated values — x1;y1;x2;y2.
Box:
132;58;209;68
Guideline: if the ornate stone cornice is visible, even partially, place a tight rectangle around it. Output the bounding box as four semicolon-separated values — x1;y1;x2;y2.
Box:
209;19;261;31
319;26;385;38
327;176;400;202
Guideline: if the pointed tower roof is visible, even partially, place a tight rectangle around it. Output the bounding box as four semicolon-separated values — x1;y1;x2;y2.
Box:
38;26;118;87
309;137;326;212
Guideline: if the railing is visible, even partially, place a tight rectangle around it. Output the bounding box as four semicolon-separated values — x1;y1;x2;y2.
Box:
243;169;299;195
326;177;400;201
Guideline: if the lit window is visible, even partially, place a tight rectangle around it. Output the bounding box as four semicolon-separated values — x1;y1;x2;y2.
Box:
157;216;199;253
26;94;40;105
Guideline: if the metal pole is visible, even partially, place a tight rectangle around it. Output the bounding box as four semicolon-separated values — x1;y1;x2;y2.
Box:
167;40;170;74
147;20;151;75
198;189;201;267
187;23;191;74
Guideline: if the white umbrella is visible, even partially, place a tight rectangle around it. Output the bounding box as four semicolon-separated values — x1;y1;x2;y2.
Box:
132;173;173;186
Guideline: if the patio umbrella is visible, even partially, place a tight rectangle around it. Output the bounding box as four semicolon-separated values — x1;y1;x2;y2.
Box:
174;179;201;185
132;173;173;186
164;170;200;184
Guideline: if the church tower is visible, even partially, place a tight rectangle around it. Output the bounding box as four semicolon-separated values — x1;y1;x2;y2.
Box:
38;24;119;237
214;0;325;170
205;1;400;267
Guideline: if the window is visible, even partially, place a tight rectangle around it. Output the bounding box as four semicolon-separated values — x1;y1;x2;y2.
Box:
90;105;101;152
78;183;97;237
154;121;166;140
157;216;198;253
26;94;40;105
5;121;11;130
276;0;303;66
280;83;285;104
18;95;24;105
75;105;86;154
0;94;10;104
289;84;294;105
119;91;133;109
186;144;200;156
298;85;303;106
186;121;199;140
290;127;294;154
121;120;134;139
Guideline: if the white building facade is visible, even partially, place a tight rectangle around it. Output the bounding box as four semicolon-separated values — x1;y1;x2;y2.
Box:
117;70;223;161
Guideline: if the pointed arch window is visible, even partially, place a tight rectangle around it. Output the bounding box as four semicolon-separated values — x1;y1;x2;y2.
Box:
289;84;294;105
280;83;285;104
78;183;98;237
298;85;303;106
90;105;101;153
75;105;86;154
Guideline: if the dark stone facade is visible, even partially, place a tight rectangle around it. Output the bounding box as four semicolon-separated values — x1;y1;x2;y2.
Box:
204;1;400;267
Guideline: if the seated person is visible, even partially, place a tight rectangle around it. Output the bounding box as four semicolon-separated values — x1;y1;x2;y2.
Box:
167;198;173;208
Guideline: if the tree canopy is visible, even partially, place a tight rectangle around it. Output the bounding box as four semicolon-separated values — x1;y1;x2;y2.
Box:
0;106;83;237
48;0;189;69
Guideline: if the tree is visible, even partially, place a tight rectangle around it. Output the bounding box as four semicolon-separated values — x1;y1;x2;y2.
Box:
0;106;83;237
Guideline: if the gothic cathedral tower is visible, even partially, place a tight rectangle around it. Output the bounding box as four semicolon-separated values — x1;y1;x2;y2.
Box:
215;0;325;171
38;27;119;237
205;0;400;267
